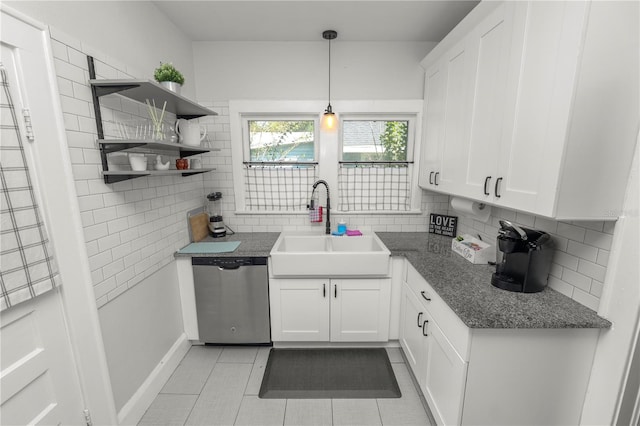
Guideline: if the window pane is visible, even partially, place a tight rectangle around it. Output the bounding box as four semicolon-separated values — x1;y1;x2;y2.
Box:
249;120;314;162
342;120;408;161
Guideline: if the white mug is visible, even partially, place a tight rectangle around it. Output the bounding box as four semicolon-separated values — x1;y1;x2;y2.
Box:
190;158;202;169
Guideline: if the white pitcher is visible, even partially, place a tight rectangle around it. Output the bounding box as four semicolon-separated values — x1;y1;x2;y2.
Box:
175;119;207;146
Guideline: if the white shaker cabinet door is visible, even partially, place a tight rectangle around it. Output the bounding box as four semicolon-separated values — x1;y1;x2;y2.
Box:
438;38;474;194
269;278;330;341
460;2;514;201
423;316;468;426
419;60;447;190
495;1;589;214
399;283;428;388
330;279;391;342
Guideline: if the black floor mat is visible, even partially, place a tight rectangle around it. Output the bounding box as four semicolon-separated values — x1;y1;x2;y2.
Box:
258;348;402;399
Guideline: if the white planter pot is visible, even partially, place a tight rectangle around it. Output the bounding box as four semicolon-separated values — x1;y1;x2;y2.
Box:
160;81;181;95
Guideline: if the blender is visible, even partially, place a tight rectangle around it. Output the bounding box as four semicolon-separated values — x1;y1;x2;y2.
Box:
206;192;226;238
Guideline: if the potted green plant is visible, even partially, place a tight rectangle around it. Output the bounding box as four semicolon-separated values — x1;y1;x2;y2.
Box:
154;62;185;94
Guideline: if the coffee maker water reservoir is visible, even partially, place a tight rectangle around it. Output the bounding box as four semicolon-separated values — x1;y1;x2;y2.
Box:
491;220;554;293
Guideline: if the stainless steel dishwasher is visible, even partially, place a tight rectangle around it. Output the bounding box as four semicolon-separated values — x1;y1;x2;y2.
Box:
192;257;271;344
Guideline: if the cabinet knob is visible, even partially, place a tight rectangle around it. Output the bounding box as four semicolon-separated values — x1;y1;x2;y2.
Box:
420;291;432;302
422;320;429;336
495;177;503;198
484;176;491;195
417;312;423;327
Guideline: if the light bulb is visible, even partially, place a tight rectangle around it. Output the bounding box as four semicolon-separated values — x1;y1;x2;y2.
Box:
322;112;337;131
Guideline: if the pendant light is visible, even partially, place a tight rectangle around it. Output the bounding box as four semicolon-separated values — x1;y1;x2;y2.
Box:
321;30;338;131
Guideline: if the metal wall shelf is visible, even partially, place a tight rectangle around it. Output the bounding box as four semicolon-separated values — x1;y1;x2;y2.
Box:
87;55;217;183
102;168;215;184
88;79;216;119
98;139;220;157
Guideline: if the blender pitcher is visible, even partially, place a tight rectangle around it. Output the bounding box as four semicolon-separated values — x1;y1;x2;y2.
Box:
206;192;226;238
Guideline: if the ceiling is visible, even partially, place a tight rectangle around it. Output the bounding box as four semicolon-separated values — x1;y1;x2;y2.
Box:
152;1;480;42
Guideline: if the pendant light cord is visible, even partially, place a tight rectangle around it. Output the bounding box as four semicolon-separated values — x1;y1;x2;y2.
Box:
328;37;331;107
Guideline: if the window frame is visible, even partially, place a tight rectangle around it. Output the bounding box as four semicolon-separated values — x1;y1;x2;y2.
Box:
229;100;423;214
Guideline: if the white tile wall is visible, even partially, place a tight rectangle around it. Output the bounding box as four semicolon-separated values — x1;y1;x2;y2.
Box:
49;30;208;308
453;207;615;311
198;100;450;233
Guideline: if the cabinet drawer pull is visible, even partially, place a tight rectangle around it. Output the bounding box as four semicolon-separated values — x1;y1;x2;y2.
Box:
422;320;429;336
434;172;440;186
323;283;326;298
429;171;434;185
334;284;337;298
420;291;431;302
417;312;423;327
495;177;503;198
484;176;491;195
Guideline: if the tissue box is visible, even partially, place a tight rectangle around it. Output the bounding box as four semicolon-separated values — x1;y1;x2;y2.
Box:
451;234;493;264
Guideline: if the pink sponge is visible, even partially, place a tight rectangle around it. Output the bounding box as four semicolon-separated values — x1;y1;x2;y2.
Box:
346;230;362;236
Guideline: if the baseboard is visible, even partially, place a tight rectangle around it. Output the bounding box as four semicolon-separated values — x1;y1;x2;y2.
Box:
117;333;191;425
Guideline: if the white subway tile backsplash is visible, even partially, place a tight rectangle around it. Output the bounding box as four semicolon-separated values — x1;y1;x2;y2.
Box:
50;39;69;61
53;58;86;83
576;221;605;232
84;221;109;242
97;234;121;252
561;269;592;292
578;259;607;282
89;250;113;271
566;240;598;263
553;251;580;271
556;222;586;242
571;288;599;311
590;280;604;298
596;250;610;267
78;194;105;212
584;229;613;250
548;276;574;298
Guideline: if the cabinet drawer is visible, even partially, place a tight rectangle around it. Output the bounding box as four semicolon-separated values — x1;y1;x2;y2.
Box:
405;262;471;360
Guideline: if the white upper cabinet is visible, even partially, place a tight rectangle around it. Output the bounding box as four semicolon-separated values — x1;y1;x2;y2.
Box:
419;61;447;189
419;1;639;220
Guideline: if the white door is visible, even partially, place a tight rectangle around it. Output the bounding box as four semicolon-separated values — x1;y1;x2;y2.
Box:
330;279;391;342
1;14;86;426
1;7;117;425
269;278;330;341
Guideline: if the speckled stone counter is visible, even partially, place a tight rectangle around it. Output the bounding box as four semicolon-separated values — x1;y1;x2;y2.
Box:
377;232;611;329
174;232;279;258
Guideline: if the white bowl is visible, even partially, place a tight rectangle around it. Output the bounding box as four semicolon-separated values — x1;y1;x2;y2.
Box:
128;154;147;171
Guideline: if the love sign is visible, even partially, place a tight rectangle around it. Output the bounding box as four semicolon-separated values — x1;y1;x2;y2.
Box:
428;213;458;237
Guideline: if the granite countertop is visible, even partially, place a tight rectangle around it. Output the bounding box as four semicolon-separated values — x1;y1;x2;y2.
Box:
376;232;611;329
174;232;280;258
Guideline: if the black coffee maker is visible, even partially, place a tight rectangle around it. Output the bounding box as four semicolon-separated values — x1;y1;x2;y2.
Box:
491;220;554;293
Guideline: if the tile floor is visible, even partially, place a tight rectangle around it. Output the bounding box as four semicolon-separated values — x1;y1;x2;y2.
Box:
138;345;433;426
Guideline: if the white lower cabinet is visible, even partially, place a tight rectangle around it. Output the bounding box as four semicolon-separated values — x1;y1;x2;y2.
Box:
400;282;467;426
270;277;391;342
400;261;601;426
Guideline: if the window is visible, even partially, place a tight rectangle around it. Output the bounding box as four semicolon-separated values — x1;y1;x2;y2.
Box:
339;118;414;212
248;120;315;162
242;117;318;211
342;120;409;162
